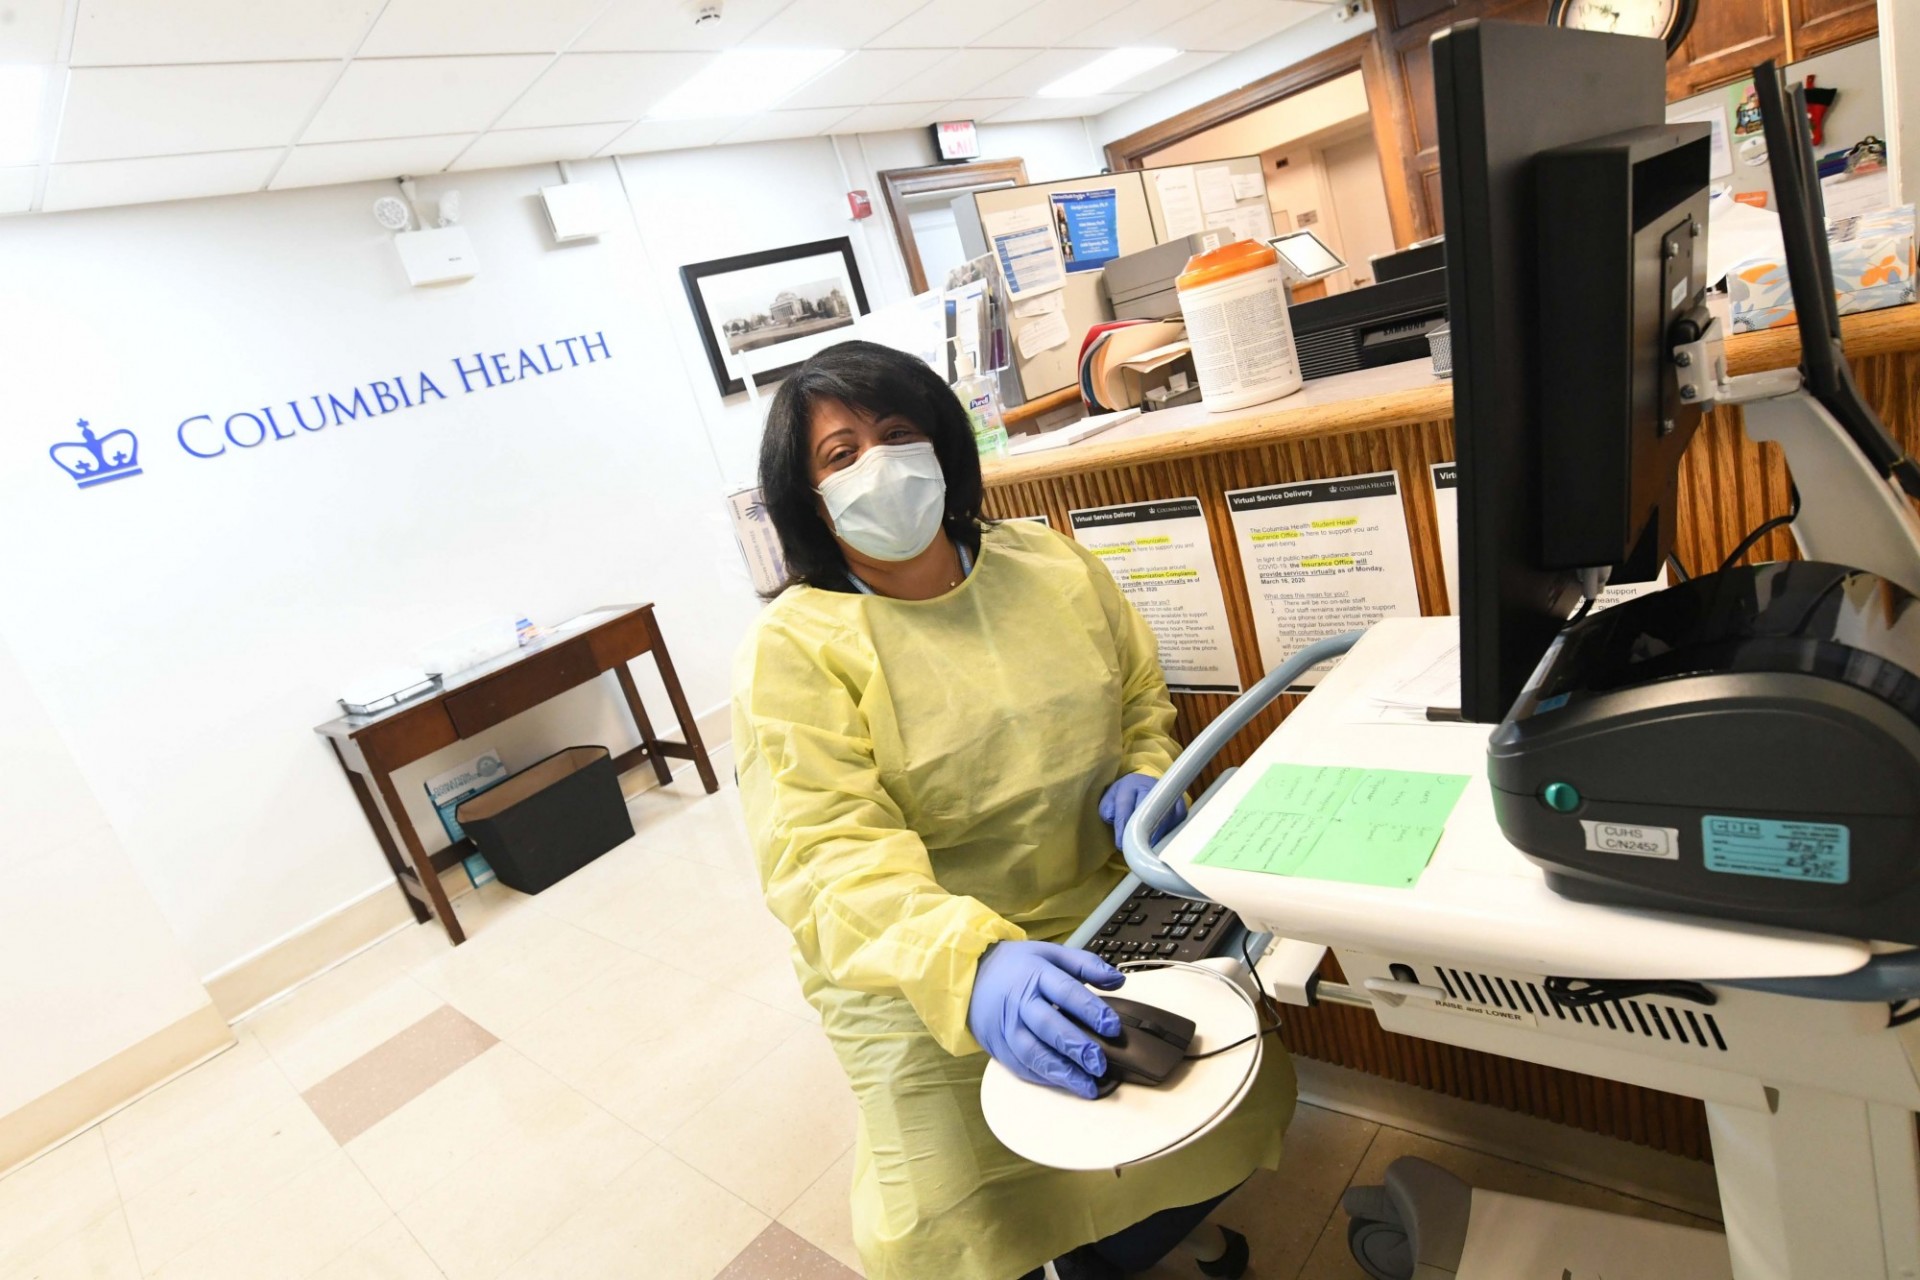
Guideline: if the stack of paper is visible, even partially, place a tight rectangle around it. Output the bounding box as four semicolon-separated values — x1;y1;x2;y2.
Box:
1343;640;1462;725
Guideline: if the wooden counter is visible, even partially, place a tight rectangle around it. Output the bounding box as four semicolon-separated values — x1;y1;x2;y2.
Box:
981;303;1920;1163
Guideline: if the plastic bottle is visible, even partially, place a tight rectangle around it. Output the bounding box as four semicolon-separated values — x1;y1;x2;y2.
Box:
951;340;1009;459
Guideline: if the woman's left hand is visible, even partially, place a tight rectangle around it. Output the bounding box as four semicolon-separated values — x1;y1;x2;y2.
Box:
1098;773;1189;851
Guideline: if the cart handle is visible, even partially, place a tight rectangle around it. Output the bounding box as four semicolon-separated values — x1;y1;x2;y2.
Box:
1122;631;1365;897
1723;950;1920;1004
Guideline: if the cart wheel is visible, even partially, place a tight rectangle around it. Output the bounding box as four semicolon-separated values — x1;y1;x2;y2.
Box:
1346;1215;1413;1280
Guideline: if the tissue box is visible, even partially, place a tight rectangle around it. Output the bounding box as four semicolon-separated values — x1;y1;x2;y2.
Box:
1730;204;1915;333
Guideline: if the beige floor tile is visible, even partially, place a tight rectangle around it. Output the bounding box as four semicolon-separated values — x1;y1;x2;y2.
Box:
1132;1101;1380;1280
444;881;537;939
777;1148;863;1276
0;1208;139;1280
303;1006;498;1145
520;826;670;928
100;1030;301;1199
397;1091;648;1280
252;965;447;1092
502;1145;767;1280
663;1026;857;1217
714;1223;861;1280
147;1152;388;1280
309;1218;446;1280
567;989;807;1141
412;909;633;1039
0;1134;124;1278
121;1095;339;1272
500;952;714;1082
562;856;764;960
344;1044;577;1210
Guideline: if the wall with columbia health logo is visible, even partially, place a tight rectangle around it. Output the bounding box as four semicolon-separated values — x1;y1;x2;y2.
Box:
0;157;762;979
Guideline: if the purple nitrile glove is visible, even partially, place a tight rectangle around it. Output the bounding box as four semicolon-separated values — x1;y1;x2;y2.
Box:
1099;772;1190;852
967;941;1125;1099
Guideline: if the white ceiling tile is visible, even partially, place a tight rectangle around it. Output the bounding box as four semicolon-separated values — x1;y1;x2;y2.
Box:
70;0;376;67
875;48;1035;103
742;0;928;50
922;97;1017;125
981;0;1109;49
599;117;734;155
358;0;608;57
1111;49;1225;93
304;55;551;144
962;47;1091;98
0;0;68;61
496;52;713;128
1151;0;1322;51
43;148;282;212
58;63;339;163
985;93;1126;121
576;0;796;52
828;101;946;133
720;107;853;143
867;0;1042;49
452;122;629;170
0;166;36;213
270;133;472;189
1051;0;1205;48
777;50;945;110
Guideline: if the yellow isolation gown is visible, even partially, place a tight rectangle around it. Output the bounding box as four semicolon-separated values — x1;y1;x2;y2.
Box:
733;518;1296;1280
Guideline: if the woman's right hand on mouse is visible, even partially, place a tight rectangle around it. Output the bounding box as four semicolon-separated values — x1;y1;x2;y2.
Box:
967;941;1125;1099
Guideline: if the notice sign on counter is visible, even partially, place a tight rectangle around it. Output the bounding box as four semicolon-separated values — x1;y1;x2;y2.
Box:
1429;462;1665;614
1069;498;1241;694
1227;471;1422;688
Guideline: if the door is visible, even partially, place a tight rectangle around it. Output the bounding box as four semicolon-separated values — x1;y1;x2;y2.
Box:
1321;131;1399;289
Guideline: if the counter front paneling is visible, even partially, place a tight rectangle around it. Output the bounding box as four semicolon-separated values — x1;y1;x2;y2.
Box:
981;304;1920;1164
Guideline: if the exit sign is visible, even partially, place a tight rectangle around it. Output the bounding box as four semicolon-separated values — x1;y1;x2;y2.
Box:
932;120;980;162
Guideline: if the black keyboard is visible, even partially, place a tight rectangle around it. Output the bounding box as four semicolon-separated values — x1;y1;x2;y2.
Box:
1083;887;1241;964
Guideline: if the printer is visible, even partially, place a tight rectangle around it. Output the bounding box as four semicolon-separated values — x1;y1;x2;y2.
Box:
1489;561;1920;942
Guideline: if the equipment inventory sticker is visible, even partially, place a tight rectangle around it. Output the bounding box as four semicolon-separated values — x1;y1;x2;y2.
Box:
1701;816;1851;884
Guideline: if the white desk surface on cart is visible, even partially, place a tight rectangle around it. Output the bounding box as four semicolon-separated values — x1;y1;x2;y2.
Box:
1167;617;1872;982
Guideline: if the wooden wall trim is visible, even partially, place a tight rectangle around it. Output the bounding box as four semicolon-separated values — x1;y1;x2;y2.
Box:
1102;33;1384;172
877;156;1029;294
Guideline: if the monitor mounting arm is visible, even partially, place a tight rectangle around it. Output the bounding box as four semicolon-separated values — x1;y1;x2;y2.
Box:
1671;299;1920;596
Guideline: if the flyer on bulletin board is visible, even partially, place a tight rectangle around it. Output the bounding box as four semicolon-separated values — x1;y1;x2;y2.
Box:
1051;188;1120;273
1225;471;1422;689
1069;498;1242;695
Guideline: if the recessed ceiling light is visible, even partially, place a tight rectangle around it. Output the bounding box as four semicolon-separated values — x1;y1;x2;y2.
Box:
0;66;48;167
1038;47;1180;99
646;49;845;121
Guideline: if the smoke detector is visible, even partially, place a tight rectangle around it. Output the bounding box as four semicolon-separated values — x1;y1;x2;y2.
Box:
686;0;722;26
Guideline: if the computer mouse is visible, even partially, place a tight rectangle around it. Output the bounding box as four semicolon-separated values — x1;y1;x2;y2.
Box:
1078;996;1197;1096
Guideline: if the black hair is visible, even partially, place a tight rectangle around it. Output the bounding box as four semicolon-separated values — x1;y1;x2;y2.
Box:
758;340;986;595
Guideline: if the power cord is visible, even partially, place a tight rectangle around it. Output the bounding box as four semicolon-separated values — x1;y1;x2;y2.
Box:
1544;976;1717;1008
1180;936;1286;1061
1719;483;1801;573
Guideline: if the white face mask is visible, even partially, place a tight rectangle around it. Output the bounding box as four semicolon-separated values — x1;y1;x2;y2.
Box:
817;442;948;562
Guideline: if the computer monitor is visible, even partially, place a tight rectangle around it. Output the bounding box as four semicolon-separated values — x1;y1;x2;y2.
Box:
1268;230;1344;284
1436;20;1712;722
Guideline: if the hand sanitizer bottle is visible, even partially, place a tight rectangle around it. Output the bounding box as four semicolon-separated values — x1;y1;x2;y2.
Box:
951;339;1009;459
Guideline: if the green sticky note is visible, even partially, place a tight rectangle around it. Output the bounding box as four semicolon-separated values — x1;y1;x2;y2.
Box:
1193;763;1470;889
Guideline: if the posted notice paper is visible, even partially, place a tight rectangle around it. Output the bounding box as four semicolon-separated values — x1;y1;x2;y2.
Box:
1152;167;1206;239
1069;498;1242;694
1052;188;1121;273
1196;165;1238;214
1429;461;1666;614
1226;470;1422;688
983;203;1066;298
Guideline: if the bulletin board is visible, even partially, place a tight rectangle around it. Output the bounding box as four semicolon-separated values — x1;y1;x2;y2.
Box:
973;174;1156;399
1141;156;1276;247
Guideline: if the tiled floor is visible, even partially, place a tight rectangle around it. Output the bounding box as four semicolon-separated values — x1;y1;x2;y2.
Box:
0;777;1720;1280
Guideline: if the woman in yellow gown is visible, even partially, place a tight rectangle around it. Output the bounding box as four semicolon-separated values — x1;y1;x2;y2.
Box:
732;342;1296;1280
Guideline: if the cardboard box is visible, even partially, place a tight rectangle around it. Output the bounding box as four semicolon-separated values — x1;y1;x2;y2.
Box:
1730;204;1915;332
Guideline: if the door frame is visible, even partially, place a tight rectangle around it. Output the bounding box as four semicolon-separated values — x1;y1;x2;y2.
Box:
877;157;1030;294
1099;32;1419;247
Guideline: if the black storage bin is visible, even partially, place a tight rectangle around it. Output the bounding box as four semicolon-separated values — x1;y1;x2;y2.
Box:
455;745;634;894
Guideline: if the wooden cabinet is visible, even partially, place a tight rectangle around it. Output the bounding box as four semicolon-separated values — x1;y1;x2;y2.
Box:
1789;0;1879;58
1373;0;1550;239
1667;0;1879;99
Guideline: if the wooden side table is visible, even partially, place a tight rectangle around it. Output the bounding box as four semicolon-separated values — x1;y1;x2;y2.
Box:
315;604;719;944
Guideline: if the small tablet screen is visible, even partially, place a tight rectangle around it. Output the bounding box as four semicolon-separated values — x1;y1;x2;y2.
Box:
1271;231;1343;278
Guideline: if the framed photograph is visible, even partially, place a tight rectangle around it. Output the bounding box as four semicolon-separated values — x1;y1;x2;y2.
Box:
680;237;869;397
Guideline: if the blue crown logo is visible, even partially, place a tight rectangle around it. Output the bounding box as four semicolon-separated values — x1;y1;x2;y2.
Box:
49;419;143;489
